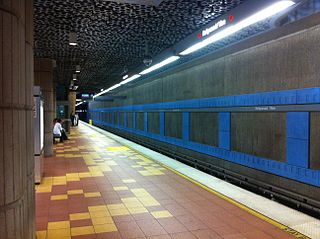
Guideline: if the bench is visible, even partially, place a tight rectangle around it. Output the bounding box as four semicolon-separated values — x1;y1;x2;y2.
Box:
53;134;61;144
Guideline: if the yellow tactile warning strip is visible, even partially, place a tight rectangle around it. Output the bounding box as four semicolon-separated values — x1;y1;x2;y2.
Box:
36;125;303;239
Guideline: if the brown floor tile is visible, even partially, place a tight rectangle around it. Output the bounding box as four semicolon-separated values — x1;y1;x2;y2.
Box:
136;219;167;237
170;231;197;239
157;218;188;234
191;229;222;239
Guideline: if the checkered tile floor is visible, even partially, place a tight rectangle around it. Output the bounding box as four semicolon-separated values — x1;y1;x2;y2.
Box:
36;124;295;239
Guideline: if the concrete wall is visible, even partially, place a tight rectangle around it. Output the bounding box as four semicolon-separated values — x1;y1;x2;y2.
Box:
90;14;320;198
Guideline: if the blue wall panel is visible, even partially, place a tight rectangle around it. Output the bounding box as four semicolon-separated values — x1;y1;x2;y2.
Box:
144;112;148;132
286;112;309;168
160;112;165;136
219;112;231;150
183;112;190;141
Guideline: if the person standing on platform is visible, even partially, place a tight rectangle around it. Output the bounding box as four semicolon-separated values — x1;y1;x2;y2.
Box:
70;111;75;126
75;113;79;126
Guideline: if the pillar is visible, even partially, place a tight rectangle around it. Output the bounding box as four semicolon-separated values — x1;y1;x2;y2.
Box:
69;91;76;130
0;0;35;238
34;59;55;157
69;91;76;117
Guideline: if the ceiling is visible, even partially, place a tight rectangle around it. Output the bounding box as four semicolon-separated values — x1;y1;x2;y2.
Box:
34;0;246;94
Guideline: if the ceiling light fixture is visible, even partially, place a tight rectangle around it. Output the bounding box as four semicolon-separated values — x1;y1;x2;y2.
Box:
123;75;129;80
76;65;81;73
180;0;295;55
93;84;122;99
76;101;84;107
69;32;78;46
120;74;141;85
139;56;180;75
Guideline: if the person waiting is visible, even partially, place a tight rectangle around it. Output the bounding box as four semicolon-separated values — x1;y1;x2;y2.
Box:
53;118;68;143
53;118;63;143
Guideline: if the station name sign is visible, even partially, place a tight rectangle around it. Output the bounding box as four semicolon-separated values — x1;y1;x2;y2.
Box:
202;19;227;37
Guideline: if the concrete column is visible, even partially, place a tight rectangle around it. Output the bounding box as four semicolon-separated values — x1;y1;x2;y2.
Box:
69;91;76;129
34;59;55;157
0;0;35;239
69;91;76;116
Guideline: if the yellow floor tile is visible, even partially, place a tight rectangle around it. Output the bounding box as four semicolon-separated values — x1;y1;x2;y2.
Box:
113;186;128;191
84;192;101;198
106;160;117;166
107;146;129;151
122;179;136;183
36;230;46;239
67;189;84;195
47;228;70;239
132;165;142;168
107;204;126;210
109;208;130;216
128;207;148;214
121;197;139;202
90;172;104;176
36;186;52;193
52;181;67;186
51;194;68;200
71;226;95;236
90;210;110;218
78;172;92;178
124;202;144;208
151;210;173;219
48;221;70;230
94;223;118;233
70;212;91;221
91;216;114;225
88;205;108;212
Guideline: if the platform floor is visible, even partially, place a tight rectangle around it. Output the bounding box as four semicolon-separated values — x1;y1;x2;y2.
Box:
36;124;296;239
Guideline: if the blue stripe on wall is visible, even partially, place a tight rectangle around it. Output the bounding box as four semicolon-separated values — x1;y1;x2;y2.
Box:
89;87;320;187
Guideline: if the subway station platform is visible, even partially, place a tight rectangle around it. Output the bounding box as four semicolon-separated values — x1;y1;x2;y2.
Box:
36;123;308;239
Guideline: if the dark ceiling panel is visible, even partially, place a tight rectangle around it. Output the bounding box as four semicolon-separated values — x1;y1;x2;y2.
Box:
34;0;246;93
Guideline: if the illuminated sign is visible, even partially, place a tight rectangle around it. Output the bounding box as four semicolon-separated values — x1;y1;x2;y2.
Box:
202;19;227;37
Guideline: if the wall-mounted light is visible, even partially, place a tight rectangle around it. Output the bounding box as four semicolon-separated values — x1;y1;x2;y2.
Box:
76;65;81;73
69;32;78;46
73;74;77;81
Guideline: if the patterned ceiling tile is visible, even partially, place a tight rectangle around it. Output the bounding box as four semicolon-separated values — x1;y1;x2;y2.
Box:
34;0;246;93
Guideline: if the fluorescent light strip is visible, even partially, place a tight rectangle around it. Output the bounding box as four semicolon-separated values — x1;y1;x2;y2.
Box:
180;1;295;55
139;56;180;75
120;74;141;85
76;101;84;107
93;84;122;99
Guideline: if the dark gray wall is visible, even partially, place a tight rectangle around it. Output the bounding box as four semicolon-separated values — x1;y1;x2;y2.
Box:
190;112;219;147
148;112;160;134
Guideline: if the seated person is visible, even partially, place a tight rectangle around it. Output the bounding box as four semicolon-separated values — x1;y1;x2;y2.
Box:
53;118;68;142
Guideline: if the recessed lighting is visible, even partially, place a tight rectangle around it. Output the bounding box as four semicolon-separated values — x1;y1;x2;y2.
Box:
69;32;78;46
